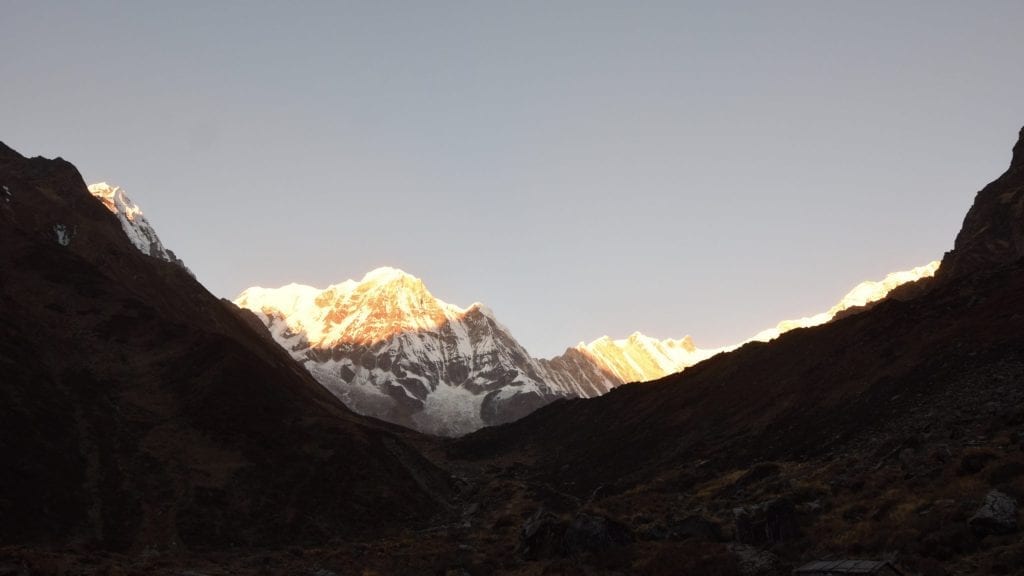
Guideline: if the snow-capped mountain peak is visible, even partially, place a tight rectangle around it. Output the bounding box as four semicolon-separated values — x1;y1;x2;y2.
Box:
574;331;718;386
235;268;564;435
236;267;471;349
87;182;186;269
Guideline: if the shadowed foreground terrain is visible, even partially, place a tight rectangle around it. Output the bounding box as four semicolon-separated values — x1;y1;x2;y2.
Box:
0;142;455;561
2;128;1024;574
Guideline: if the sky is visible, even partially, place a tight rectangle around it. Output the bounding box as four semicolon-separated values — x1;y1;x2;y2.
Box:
2;1;1023;357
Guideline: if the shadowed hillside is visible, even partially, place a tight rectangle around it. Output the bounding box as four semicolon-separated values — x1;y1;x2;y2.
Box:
446;127;1024;575
0;143;455;552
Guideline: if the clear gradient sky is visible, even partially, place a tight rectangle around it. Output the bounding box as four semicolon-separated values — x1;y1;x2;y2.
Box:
3;2;1022;357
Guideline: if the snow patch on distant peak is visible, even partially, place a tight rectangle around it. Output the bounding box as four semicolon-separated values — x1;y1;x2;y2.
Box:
87;182;187;270
747;260;940;343
573;331;717;385
552;261;939;392
53;224;73;246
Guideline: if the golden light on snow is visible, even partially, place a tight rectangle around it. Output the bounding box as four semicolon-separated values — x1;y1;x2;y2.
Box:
744;260;941;344
233;267;478;347
573;260;942;383
235;261;942;387
87;182;144;221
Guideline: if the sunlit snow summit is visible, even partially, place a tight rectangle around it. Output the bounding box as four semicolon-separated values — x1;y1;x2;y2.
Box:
235;268;568;435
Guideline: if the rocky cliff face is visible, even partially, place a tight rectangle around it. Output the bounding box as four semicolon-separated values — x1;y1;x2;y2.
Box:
939;126;1024;279
539;333;719;397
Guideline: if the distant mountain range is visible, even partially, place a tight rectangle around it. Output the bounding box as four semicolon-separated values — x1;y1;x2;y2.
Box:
70;180;941;436
233;261;939;435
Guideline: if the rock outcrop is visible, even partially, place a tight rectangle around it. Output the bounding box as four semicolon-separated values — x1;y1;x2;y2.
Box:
939;126;1024;279
969;489;1018;535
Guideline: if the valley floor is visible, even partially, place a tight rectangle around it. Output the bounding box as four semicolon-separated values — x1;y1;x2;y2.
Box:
4;360;1023;576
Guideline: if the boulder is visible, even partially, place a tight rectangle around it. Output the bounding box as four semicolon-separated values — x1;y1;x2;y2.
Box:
729;543;779;576
670;514;726;542
517;508;566;560
969;490;1018;535
958;451;997;476
517;509;632;559
562;513;632;556
734;498;799;545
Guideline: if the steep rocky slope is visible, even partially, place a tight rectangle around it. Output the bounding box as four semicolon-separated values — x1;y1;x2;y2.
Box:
939;126;1024;279
446;126;1024;574
0;143;454;552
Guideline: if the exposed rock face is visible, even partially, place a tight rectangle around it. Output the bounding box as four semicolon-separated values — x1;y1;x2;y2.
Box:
969;489;1018;535
86;182;188;270
235;269;570;436
543;333;718;396
536;346;624;398
518;509;565;560
940;126;1024;279
669;515;726;542
562;513;633;556
733;498;799;545
729;544;780;576
516;509;631;560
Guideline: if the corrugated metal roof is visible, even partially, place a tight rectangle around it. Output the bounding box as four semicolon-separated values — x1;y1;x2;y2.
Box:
794;559;895;574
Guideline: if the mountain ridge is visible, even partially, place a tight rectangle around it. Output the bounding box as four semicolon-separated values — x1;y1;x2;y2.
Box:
237;260;940;435
0;142;454;550
440;126;1024;574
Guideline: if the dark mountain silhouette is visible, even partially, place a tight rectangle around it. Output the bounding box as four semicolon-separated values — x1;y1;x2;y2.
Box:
0;142;454;553
938;126;1024;280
